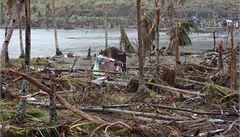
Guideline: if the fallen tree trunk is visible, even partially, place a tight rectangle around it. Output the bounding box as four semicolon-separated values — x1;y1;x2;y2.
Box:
27;101;188;121
105;80;205;96
146;82;205;96
135;116;207;124
176;77;237;93
150;104;239;117
78;106;190;121
4;69;105;125
187;64;219;71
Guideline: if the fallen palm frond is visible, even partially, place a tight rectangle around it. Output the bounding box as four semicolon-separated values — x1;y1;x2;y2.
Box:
31;57;52;66
221;92;240;103
57;75;88;90
90;121;132;137
179;21;194;46
36;126;60;137
205;84;228;96
119;24;135;53
165;21;194;55
4;125;25;135
26;108;48;122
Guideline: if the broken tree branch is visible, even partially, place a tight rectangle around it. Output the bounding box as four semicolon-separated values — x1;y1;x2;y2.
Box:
3;69;106;125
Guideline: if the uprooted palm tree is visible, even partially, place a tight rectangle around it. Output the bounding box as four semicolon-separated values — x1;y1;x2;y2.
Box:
119;24;135;53
164;21;194;65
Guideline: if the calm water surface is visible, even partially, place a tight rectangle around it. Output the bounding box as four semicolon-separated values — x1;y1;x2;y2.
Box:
0;28;215;58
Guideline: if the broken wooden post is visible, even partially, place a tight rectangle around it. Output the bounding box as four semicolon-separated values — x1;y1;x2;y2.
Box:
50;78;57;124
69;56;79;73
87;47;91;59
213;31;216;51
218;43;223;71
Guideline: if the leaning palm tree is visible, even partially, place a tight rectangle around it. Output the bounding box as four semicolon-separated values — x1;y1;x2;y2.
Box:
3;0;16;67
141;10;156;59
164;21;194;65
51;0;63;56
119;24;135;53
0;0;23;67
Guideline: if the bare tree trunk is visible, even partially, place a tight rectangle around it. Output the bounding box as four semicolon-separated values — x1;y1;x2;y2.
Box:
0;3;3;28
136;0;145;89
45;10;49;29
13;79;28;122
37;11;41;23
175;24;181;65
18;8;24;58
218;45;223;71
104;9;109;57
228;26;236;90
64;6;69;29
25;0;31;67
12;0;31;123
51;0;63;56
0;0;24;67
49;79;57;124
155;0;160;75
3;3;12;67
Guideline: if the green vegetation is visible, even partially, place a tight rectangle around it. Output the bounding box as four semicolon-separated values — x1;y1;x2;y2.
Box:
1;0;237;28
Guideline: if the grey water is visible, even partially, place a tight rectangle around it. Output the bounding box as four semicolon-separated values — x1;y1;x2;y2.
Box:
0;28;216;58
